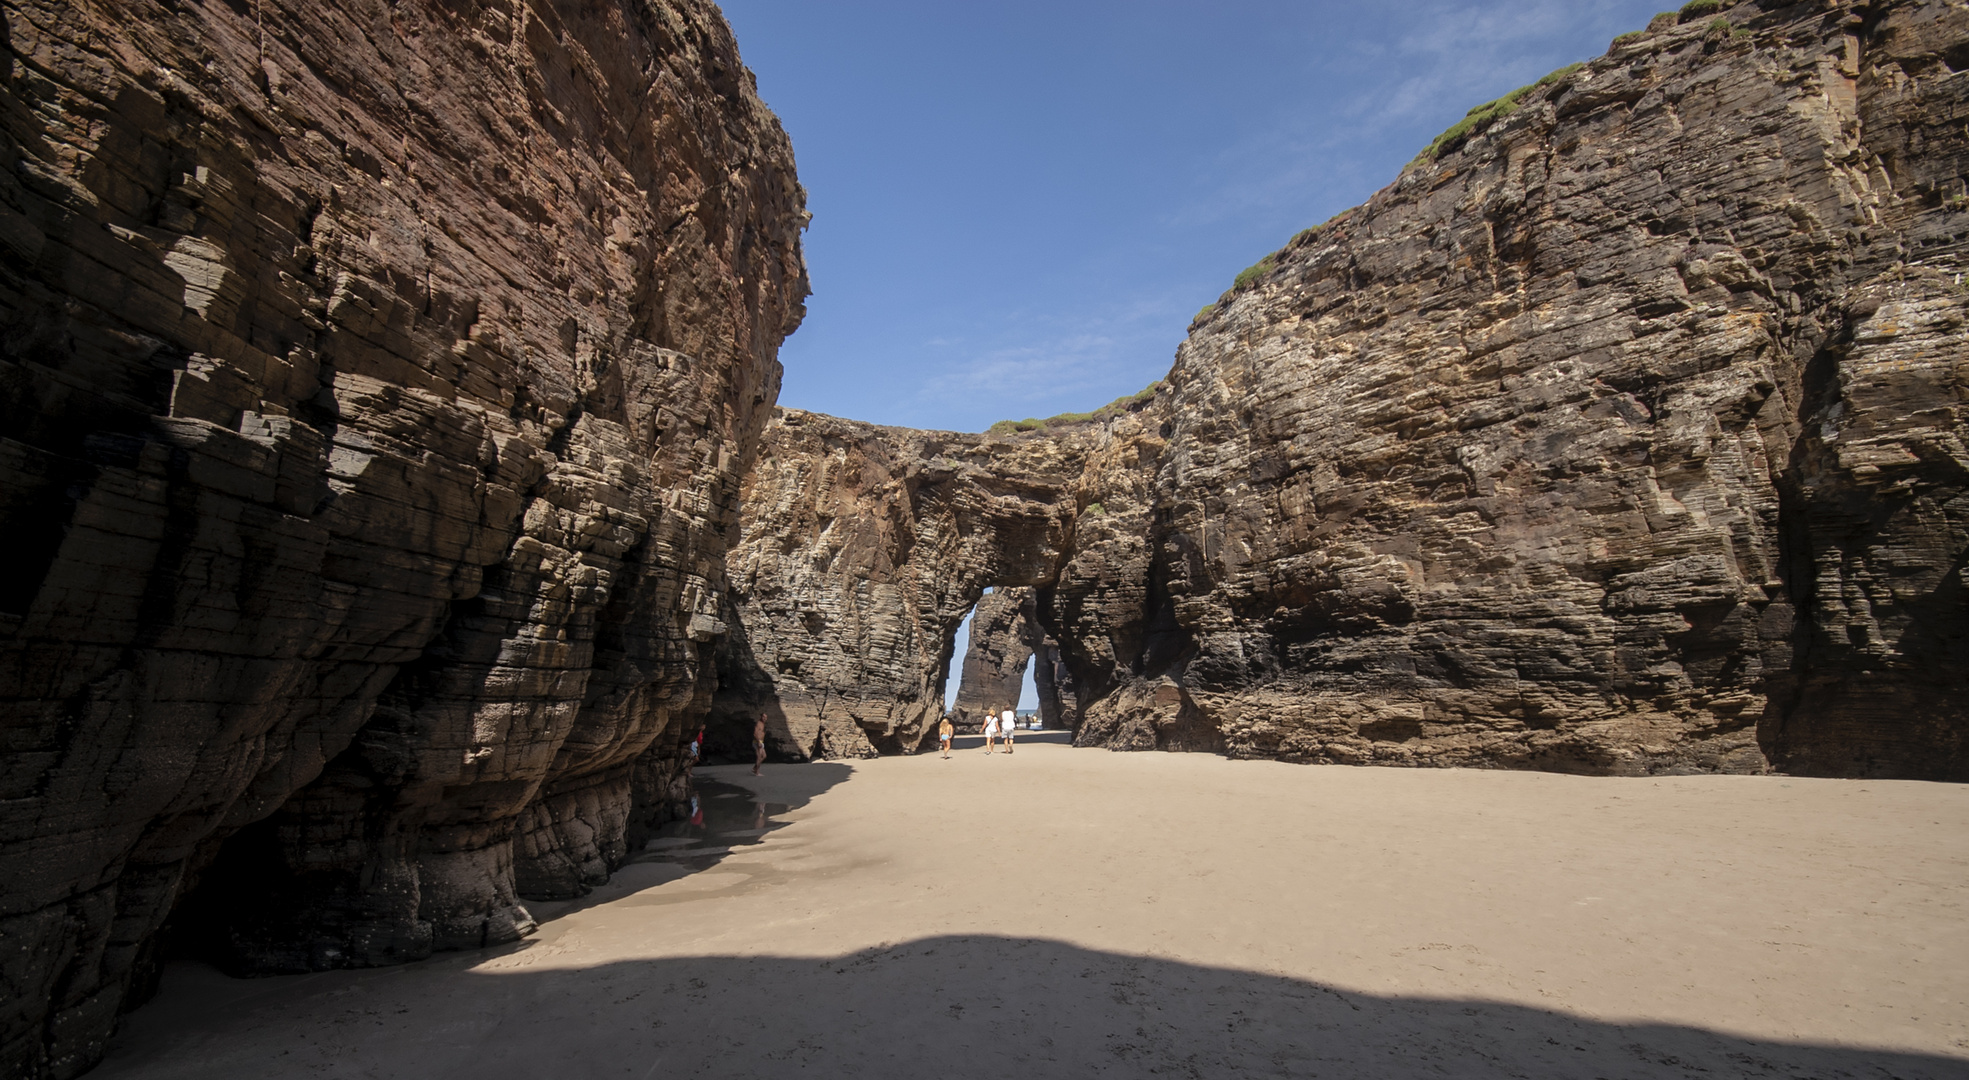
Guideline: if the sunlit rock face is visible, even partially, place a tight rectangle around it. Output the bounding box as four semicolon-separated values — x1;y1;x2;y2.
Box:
949;587;1043;731
725;1;1967;780
0;0;805;1072
1115;0;1969;777
711;409;1091;759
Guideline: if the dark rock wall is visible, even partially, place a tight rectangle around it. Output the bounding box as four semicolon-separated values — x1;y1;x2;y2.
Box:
719;1;1966;779
1030;638;1078;730
0;0;805;1073
1759;0;1969;777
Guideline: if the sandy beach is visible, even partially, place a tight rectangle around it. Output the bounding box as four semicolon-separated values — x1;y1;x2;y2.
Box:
97;739;1969;1078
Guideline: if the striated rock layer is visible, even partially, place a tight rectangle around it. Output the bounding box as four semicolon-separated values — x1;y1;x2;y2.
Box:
948;587;1041;730
0;0;805;1074
711;409;1090;759
719;0;1967;780
1132;0;1968;776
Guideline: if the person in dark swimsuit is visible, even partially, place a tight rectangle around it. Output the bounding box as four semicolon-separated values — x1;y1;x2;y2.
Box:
752;714;766;776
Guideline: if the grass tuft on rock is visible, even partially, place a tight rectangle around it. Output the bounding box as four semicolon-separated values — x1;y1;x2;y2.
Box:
986;381;1166;435
1677;0;1723;21
1415;61;1584;164
1233;254;1277;290
1206;209;1359;317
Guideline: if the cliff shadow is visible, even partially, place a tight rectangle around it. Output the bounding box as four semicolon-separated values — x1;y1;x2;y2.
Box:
159;763;853;973
98;933;1968;1078
704;592;811;762
525;762;854;924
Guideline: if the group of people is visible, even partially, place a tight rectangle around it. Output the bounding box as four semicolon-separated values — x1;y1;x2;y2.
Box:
936;706;1024;758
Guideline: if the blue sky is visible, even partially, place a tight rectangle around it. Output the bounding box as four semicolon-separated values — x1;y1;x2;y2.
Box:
719;0;1669;434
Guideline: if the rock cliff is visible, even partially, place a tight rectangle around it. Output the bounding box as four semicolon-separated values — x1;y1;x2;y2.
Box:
6;0;1967;1075
949;587;1042;730
1127;0;1968;777
720;0;1967;780
710;409;1089;758
0;0;805;1073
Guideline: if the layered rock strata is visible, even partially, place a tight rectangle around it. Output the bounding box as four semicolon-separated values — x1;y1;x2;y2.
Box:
949;587;1042;730
719;0;1967;779
1136;0;1968;776
710;409;1089;758
0;0;805;1074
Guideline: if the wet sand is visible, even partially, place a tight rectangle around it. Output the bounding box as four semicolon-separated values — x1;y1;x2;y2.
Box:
100;740;1969;1078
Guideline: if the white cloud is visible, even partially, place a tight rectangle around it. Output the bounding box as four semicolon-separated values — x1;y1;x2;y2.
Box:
911;292;1187;421
1169;0;1653;233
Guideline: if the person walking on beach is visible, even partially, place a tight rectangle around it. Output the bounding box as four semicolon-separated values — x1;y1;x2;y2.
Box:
939;712;954;759
1001;706;1018;753
752;714;766;776
982;707;999;753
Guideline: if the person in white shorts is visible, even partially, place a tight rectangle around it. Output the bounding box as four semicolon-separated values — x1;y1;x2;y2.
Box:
1001;707;1017;753
982;708;999;753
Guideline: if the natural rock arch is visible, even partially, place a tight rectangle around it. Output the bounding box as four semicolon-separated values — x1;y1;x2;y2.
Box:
948;586;1072;733
708;409;1097;758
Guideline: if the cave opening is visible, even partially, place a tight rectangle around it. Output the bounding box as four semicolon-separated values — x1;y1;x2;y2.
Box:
940;599;981;715
943;585;1077;736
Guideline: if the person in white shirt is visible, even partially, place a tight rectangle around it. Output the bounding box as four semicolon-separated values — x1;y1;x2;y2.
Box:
982;707;999;753
1001;707;1017;753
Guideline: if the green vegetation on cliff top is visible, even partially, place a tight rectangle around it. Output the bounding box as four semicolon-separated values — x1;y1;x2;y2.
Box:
1415;60;1584;165
987;381;1164;434
1196;56;1588;323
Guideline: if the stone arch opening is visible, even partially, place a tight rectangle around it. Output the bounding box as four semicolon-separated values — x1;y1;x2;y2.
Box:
946;585;1076;734
707;410;1096;759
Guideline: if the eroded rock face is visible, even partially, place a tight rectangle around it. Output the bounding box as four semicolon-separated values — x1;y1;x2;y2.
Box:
0;0;804;1072
1120;0;1968;777
722;1;1966;780
949;587;1041;730
711;410;1089;758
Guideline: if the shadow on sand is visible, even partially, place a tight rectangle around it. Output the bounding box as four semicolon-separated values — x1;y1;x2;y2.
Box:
524;761;856;925
96;761;1967;1079
100;932;1966;1079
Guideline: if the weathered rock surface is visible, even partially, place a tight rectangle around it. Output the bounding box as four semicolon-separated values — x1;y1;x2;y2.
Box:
720;0;1967;780
7;1;1964;1074
1129;0;1968;777
711;409;1089;758
949;587;1041;730
0;0;805;1073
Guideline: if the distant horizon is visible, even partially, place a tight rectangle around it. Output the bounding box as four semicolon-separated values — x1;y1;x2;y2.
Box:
719;0;1669;433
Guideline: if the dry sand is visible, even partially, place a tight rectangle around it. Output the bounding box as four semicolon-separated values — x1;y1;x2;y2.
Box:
99;737;1969;1078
